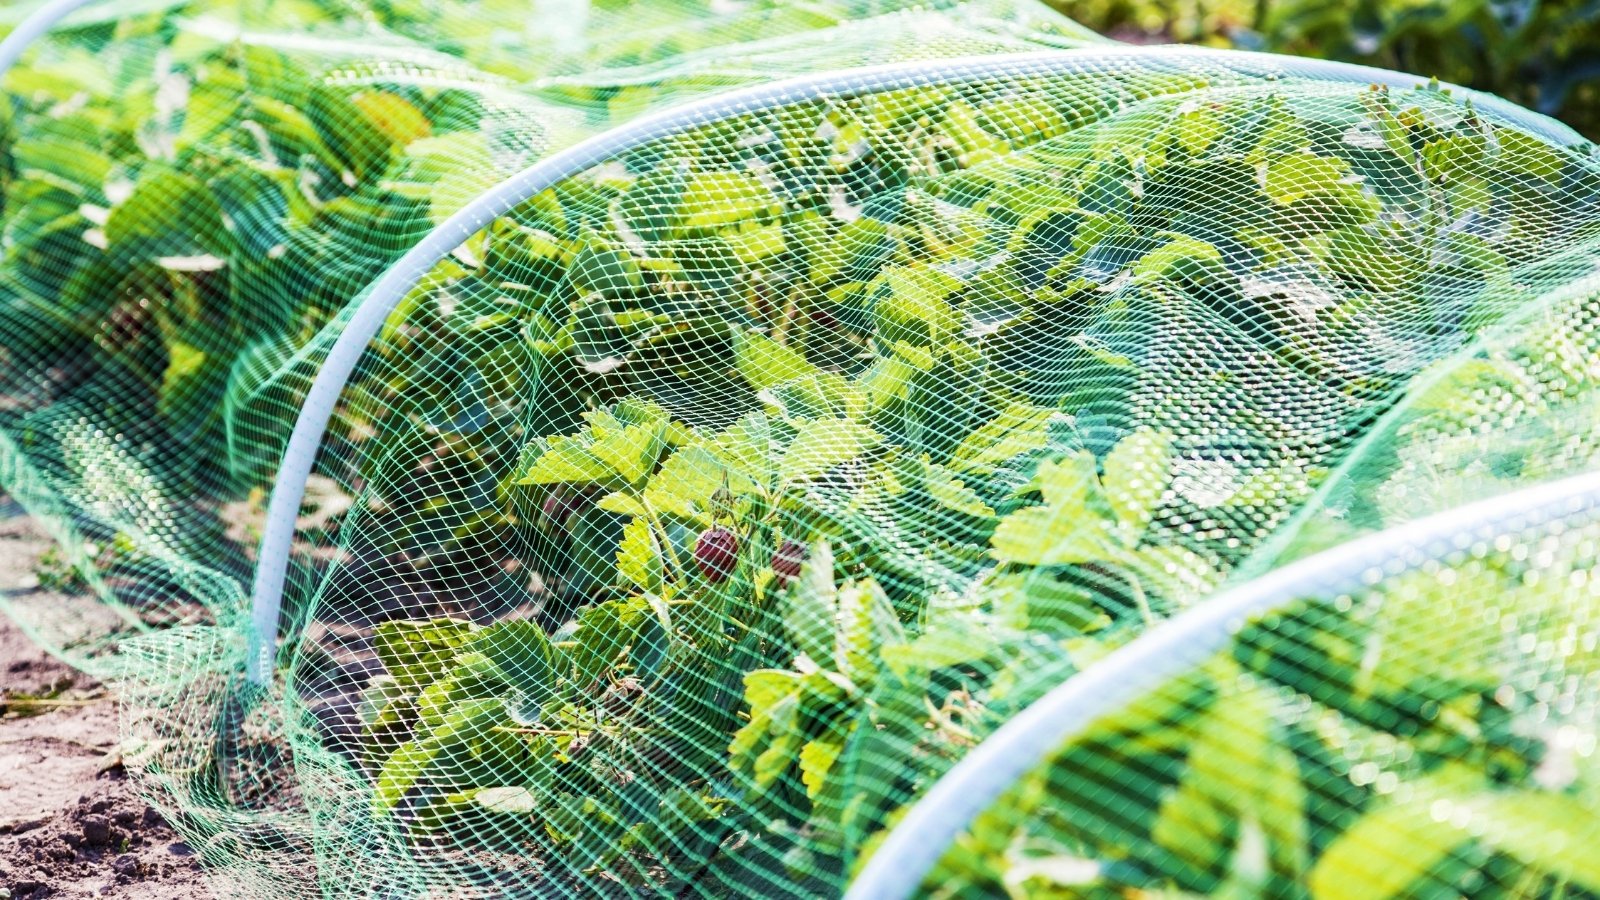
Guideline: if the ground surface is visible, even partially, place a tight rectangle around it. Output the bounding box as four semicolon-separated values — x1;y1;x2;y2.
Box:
0;498;211;900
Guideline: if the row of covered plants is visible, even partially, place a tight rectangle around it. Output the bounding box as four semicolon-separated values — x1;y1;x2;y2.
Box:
324;59;1600;897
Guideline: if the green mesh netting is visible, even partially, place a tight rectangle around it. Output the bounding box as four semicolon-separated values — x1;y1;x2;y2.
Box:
3;0;1600;897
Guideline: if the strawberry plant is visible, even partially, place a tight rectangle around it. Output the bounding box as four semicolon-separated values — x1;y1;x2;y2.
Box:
359;386;1197;881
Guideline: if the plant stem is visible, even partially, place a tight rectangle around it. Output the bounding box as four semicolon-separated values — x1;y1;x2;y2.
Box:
640;495;686;582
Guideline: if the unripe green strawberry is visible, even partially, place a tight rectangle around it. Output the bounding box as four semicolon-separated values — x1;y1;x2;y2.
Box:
709;483;737;522
694;527;739;583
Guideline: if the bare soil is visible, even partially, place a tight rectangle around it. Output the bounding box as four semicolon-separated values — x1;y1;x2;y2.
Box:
0;498;211;900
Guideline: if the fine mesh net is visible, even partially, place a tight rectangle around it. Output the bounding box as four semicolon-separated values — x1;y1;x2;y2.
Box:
911;474;1600;898
3;1;1600;897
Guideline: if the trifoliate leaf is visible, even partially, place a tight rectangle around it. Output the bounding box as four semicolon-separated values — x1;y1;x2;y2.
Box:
642;444;760;524
516;402;672;487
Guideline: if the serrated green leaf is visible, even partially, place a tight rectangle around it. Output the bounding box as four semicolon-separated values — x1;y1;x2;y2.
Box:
568;242;644;296
517;436;618;486
106;168;230;257
941;100;1010;166
752;709;803;788
585;416;668;487
617;515;663;592
374;619;475;691
723;220;786;262
679;171;774;229
1350;565;1504;703
925;461;996;518
712;412;780;489
1133;234;1222;284
800;734;845;799
948;403;1057;476
374;698;506;812
1101;427;1173;536
875;266;963;346
979;570;1104;636
516;402;671;488
566;598;649;689
1264;146;1380;224
1124;543;1220;608
468;620;557;691
643;445;742;523
834;577;902;682
763;372;868;422
730;668;806;788
991;453;1114;566
779;418;877;484
734;328;819;392
1174;102;1224;155
1421;133;1491;182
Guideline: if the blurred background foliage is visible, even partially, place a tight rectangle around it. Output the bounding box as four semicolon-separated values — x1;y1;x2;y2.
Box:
1049;0;1600;140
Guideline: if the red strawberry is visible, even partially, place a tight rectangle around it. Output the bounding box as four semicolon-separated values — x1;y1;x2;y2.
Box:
541;488;586;529
809;305;840;331
694;527;739;583
771;540;807;585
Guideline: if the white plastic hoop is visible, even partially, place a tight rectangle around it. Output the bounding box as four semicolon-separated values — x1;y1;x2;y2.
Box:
0;0;103;78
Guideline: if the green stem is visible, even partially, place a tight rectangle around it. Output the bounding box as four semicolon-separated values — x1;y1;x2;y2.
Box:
639;495;686;582
1252;0;1271;33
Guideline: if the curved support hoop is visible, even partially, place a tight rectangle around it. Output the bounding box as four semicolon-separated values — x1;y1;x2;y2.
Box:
846;468;1600;899
0;0;103;78
247;43;1583;684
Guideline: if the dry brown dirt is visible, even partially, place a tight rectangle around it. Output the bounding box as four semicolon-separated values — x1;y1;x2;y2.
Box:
0;496;211;900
